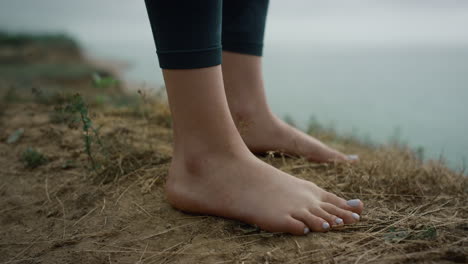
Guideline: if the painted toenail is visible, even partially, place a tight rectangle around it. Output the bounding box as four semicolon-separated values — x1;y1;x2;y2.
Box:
304;227;310;234
347;154;359;161
322;222;330;230
335;218;343;225
352;213;360;221
347;199;361;207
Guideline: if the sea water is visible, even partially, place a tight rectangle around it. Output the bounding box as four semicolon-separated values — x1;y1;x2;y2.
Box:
119;43;468;170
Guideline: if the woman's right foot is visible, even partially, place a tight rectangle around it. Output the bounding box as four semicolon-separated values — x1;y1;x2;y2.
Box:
161;65;363;235
166;149;364;235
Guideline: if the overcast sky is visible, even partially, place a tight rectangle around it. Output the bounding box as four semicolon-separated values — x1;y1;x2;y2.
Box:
1;0;468;46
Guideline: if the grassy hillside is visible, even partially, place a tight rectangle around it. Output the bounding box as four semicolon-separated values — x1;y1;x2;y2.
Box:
0;33;466;264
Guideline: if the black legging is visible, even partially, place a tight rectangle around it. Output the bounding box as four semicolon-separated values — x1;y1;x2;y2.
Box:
144;0;270;69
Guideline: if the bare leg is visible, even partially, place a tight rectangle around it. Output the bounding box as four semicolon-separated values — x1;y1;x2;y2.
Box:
222;51;357;163
164;65;364;235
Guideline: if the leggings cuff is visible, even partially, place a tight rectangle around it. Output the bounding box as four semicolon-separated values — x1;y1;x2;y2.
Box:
222;33;264;56
222;43;264;56
157;46;222;69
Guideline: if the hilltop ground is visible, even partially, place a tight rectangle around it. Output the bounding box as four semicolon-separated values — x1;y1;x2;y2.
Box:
0;33;466;264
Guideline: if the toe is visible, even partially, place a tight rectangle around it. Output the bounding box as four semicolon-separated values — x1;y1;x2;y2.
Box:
309;207;343;227
346;154;360;162
292;210;330;232
306;147;348;163
320;202;360;224
329;149;349;162
323;193;364;214
284;216;310;235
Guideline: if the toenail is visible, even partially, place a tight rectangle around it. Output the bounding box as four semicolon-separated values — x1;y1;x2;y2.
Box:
322;222;330;230
352;213;360;221
335;218;343;225
304;227;310;234
347;199;361;207
347;154;359;161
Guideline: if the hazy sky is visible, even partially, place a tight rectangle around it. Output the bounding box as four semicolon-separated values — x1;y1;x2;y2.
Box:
1;0;468;46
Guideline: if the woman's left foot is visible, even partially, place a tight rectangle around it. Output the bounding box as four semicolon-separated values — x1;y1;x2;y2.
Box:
234;111;355;163
221;51;357;163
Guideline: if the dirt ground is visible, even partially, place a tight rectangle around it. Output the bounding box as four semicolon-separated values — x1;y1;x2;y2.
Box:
0;34;467;264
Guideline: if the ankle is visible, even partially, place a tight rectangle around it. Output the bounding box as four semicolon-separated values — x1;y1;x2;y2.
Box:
170;145;246;178
231;103;273;127
166;148;247;204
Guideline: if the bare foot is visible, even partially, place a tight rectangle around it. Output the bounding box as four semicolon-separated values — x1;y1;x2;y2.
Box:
161;64;363;235
221;51;358;163
234;111;357;163
166;150;364;235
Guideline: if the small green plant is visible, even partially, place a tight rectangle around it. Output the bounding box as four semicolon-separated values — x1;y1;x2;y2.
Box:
93;94;110;105
53;93;104;170
22;147;48;168
92;73;119;89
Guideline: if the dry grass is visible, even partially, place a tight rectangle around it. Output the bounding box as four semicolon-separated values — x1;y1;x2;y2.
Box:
0;34;466;264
